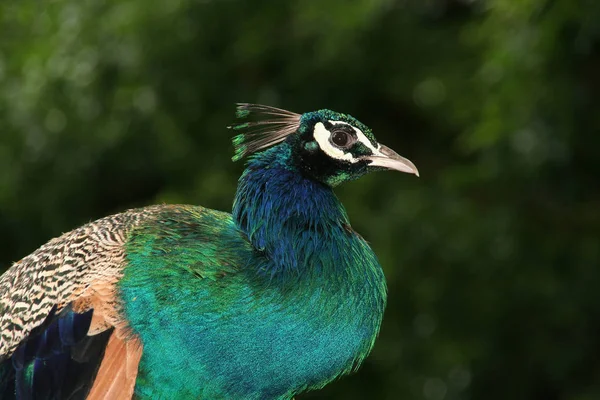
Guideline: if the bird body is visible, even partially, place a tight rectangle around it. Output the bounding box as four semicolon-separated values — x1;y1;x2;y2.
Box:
0;105;418;399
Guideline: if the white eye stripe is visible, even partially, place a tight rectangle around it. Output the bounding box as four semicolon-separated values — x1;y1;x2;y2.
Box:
313;122;358;162
328;120;382;156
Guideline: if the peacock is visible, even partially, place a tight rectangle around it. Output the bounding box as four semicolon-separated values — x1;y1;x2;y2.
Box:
0;104;418;399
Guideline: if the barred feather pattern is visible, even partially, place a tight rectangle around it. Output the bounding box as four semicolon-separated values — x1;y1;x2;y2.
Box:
0;205;163;361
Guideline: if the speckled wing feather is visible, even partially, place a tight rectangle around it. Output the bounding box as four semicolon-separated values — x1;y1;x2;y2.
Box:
0;206;165;398
0;206;162;359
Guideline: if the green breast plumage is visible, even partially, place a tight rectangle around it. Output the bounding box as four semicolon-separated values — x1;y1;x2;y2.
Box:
119;204;386;399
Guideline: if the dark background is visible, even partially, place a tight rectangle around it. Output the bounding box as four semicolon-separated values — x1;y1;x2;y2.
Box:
1;1;599;399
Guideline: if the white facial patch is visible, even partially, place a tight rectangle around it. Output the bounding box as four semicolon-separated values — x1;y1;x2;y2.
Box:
313;122;357;162
329;121;384;156
313;120;384;162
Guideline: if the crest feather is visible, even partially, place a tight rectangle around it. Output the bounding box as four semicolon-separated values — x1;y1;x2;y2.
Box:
229;103;301;161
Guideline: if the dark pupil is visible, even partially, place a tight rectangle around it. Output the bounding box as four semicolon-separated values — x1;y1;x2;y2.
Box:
332;131;349;147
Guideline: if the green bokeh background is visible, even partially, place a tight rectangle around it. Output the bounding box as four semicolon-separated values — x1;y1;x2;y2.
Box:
1;1;599;399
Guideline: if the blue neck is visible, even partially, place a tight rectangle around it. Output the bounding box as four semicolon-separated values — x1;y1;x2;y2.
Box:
233;144;349;279
122;143;387;398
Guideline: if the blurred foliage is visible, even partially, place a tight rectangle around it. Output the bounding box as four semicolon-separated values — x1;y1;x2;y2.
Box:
1;0;599;399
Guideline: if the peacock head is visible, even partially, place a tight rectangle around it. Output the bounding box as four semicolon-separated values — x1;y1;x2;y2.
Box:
231;104;418;187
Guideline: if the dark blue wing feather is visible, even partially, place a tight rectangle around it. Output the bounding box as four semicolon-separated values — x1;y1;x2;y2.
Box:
0;306;111;400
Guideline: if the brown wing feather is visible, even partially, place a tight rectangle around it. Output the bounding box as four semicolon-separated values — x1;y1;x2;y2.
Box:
87;332;143;400
73;280;143;399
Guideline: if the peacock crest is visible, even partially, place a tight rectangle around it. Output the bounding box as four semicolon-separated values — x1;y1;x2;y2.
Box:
229;103;301;161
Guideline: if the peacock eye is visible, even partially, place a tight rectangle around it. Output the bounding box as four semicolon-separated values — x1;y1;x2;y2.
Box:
331;130;352;148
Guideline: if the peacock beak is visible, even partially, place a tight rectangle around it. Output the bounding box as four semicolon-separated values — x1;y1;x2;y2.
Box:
363;144;419;177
